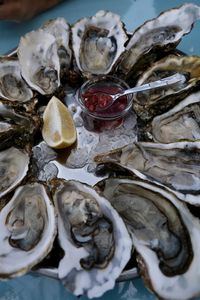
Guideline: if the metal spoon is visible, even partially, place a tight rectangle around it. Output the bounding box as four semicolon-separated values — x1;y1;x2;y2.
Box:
95;73;186;111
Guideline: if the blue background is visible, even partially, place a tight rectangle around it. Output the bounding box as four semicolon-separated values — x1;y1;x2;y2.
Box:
0;1;200;299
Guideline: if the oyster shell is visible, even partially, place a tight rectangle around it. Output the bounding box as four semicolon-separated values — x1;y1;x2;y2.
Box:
72;10;128;77
52;179;132;298
41;18;72;78
95;177;200;300
0;147;29;199
18;30;60;95
118;3;200;83
133;55;200;121
0;57;33;102
0;101;41;150
94;141;200;205
0;182;56;278
151;90;200;143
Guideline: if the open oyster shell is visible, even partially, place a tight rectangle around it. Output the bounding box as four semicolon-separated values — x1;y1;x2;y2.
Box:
18;30;60;95
151;90;200;143
72;10;128;77
118;3;200;83
0;182;56;278
0;147;30;199
0;101;41;150
133;55;200;121
0;57;33;102
52;179;132;298
95;177;200;300
94;141;200;205
41;18;72;78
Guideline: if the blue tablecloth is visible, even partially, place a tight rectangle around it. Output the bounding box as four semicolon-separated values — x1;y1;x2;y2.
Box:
0;0;200;299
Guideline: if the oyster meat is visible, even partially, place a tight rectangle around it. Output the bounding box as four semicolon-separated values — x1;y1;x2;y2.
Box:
95;177;200;300
72;10;128;77
133;55;200;121
41;18;72;77
18;30;60;95
52;179;132;298
118;3;200;83
0;57;33;102
94;141;200;204
0;147;29;199
151;90;200;143
0;182;56;278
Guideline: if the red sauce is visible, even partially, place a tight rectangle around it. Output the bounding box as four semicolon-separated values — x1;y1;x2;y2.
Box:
82;85;128;116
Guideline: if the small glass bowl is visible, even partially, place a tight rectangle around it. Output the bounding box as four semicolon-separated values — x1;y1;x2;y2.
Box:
76;75;133;120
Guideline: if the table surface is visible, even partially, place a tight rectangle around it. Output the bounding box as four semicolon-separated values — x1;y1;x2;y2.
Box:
0;0;200;299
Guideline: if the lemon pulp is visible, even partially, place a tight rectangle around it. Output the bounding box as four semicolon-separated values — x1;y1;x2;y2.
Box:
42;96;77;149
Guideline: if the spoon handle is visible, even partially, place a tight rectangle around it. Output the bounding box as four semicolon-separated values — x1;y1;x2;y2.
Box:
121;73;185;97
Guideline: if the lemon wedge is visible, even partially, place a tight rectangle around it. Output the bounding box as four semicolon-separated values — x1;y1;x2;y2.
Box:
42;96;77;149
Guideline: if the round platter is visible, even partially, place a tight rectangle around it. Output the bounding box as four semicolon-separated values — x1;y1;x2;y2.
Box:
0;1;200;300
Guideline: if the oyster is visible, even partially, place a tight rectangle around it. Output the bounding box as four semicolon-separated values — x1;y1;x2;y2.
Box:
0;147;29;199
0;57;33;102
41;18;72;77
72;10;128;77
151;90;200;143
118;3;200;83
94;141;200;205
133;55;200;121
0;101;41;150
18;30;60;95
52;179;132;298
95;177;200;300
0;182;56;278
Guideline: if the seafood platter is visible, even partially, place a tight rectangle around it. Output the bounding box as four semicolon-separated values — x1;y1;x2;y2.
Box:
1;3;200;300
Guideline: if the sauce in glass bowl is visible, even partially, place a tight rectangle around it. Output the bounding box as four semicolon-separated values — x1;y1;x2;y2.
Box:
76;76;133;121
82;86;127;113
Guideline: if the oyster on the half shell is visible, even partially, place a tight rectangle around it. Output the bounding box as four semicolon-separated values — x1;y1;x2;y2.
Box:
72;10;128;77
95;177;200;300
94;141;200;205
118;3;200;83
41;18;72;77
0;57;33;102
0;101;41;150
151;90;200;143
52;179;132;298
0;182;56;278
133;55;200;121
18;30;60;95
0;147;30;199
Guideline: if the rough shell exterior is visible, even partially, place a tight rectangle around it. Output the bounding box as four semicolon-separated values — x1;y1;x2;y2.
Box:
118;3;200;84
